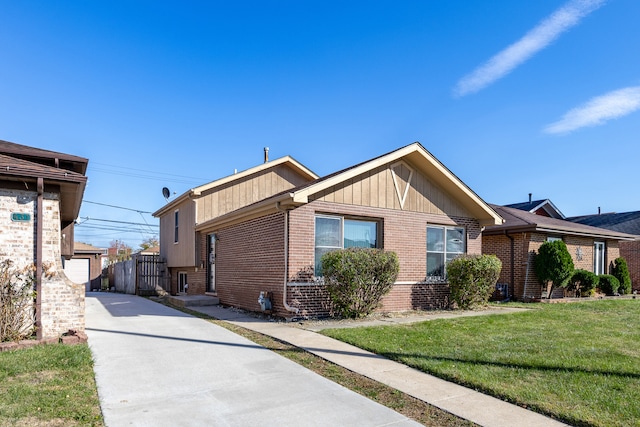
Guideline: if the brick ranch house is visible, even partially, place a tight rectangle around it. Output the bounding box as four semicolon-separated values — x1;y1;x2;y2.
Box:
482;203;636;301
154;142;502;318
0;139;88;339
565;210;640;292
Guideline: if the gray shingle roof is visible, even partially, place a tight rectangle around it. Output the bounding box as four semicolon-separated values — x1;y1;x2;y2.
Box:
566;211;640;236
484;205;636;240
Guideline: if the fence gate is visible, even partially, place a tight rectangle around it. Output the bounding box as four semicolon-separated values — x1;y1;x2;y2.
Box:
136;255;168;296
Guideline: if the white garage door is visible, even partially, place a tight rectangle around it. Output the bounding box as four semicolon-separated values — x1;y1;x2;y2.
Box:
64;258;90;291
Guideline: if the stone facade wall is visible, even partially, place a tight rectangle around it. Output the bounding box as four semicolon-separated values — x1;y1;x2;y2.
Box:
0;189;85;340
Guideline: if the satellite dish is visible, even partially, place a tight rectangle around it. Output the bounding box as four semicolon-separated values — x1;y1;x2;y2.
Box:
162;187;171;201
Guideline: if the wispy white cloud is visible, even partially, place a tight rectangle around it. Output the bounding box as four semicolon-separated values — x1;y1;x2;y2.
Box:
453;0;607;97
544;86;640;134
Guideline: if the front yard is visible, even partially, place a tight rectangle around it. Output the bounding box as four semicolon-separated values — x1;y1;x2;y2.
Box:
0;344;103;426
321;299;640;427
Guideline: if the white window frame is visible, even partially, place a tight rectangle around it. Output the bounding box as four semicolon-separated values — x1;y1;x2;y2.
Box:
594;241;605;275
178;271;187;293
314;214;379;275
426;225;466;282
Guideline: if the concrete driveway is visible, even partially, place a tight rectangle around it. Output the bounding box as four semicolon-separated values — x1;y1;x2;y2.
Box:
85;293;421;427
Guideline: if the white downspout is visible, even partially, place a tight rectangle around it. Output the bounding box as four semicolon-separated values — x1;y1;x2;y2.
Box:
276;202;299;314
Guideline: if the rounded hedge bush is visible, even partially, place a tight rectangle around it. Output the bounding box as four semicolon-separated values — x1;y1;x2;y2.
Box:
321;247;400;319
598;274;620;296
570;269;599;297
446;254;502;309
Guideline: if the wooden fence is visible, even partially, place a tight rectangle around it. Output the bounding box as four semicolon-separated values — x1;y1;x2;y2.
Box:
107;254;168;295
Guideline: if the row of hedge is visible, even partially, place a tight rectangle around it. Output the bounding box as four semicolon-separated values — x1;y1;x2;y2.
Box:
534;240;632;298
319;244;632;319
569;268;631;297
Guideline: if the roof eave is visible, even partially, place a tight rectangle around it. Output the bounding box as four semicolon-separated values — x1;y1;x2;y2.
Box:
483;224;636;240
195;192;296;232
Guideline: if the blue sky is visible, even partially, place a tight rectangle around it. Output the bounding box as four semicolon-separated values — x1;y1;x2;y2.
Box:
1;0;638;249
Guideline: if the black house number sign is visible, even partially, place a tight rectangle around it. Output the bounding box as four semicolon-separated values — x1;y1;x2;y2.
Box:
11;212;31;222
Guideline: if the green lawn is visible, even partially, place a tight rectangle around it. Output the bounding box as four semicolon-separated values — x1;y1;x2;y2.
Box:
321;300;640;427
0;344;103;427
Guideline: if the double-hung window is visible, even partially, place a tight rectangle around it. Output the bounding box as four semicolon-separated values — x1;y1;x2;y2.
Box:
314;215;379;274
426;225;465;281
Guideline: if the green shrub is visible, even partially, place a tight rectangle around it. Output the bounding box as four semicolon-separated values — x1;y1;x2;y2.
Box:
321;248;400;319
446;254;502;309
534;240;574;298
611;257;632;295
569;269;599;297
598;274;620;296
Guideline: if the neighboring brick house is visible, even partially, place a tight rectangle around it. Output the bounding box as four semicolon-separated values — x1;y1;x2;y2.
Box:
0;139;88;339
565;211;640;292
157;142;502;318
482;204;636;301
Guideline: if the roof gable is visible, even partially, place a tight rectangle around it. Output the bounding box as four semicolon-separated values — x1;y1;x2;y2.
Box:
153;156;318;217
291;142;501;226
505;198;565;219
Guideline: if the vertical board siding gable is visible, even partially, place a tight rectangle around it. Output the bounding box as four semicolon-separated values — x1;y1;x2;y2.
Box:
196;164;311;222
309;162;471;218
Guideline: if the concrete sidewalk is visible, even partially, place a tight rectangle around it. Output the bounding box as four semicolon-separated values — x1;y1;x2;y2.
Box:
189;304;568;427
85;293;421;427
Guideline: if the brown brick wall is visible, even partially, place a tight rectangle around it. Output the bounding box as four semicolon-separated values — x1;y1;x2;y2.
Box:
287;200;483;316
213;212;286;314
620;241;640;292
483;230;625;300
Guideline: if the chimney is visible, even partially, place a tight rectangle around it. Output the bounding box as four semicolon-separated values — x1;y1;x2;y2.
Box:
264;147;269;163
528;193;532;203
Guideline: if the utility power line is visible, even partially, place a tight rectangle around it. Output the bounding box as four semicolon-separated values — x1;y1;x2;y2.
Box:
77;217;158;227
83;200;154;214
88;162;209;185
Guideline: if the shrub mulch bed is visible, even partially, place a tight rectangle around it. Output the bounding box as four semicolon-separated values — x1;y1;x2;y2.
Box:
0;329;88;352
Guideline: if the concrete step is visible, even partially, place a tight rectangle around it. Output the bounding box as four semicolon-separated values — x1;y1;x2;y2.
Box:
166;295;220;308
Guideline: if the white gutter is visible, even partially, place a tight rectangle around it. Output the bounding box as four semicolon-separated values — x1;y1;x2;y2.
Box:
276;202;299;314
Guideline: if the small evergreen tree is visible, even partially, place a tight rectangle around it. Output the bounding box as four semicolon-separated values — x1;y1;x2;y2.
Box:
611;257;631;295
534;240;574;299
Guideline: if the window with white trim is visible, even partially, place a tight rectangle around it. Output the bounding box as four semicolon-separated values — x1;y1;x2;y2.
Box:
314;215;379;274
426;225;465;281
